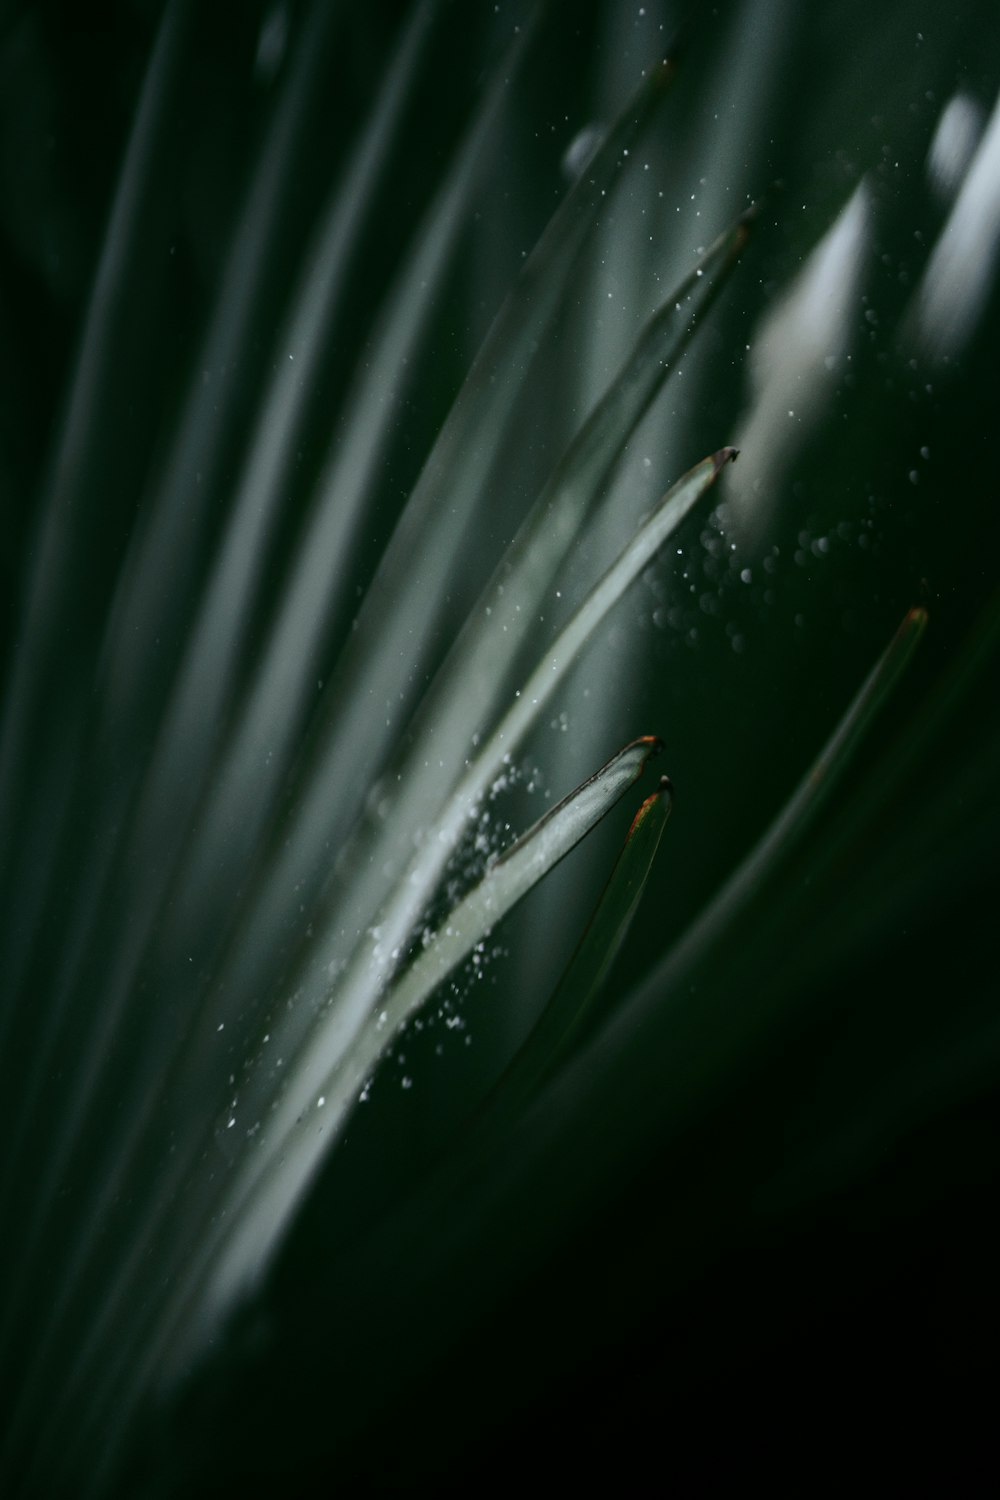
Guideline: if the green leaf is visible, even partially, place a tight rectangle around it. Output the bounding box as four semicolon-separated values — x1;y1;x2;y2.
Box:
200;46;696;1059
302;611;935;1419
103;448;733;1413
251;37;682;889
644;605;928;993
157;735;665;1362
232;450;736;1234
323;211;750;961
478;773;675;1131
381;740;667;1053
0;60;729;1478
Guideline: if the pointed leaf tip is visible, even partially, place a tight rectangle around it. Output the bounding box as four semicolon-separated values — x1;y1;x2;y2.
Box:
626;772;673;839
477;750;676;1123
712;446;739;473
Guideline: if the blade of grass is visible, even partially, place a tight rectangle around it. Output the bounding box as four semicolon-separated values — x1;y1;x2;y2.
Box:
204;45;684;1045
57;47;690;1340
0;0;348;1243
289;612;934;1431
307;212;751;998
513;607;932;1142
51;445;730;1466
159;1;526;938
96;0;346;731
226;450;737;1225
0;1;435;1313
114;452;734;1391
213;215;751;1119
647;606;928;992
298;48;680;779
0;2;440;1470
378;742;666;1063
157;736;665;1364
458;607;930;1240
0;0;195;1057
477;774;674;1133
692;603;994;1022
3;55;692;1482
0;1;442;1389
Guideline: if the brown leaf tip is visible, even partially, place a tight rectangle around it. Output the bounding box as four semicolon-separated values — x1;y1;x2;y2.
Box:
712;446;739;474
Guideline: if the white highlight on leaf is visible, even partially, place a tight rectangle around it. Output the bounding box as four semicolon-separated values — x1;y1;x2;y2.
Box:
722;182;869;543
915;86;1000;360
927;92;985;205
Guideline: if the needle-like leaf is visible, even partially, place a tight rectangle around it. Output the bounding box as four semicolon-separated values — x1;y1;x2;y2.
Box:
302;215;750;1013
183;736;665;1343
48;443;734;1479
222;450;736;1266
477;773;674;1133
642;605;928;995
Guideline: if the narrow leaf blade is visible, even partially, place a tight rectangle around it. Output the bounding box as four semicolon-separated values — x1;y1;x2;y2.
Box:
645;606;929;995
191;737;665;1326
479;773;675;1130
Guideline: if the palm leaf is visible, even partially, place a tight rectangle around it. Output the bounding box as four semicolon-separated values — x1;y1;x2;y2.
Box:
1;1;999;1493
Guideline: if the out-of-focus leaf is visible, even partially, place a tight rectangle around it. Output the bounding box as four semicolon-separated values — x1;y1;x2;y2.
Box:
643;605;927;993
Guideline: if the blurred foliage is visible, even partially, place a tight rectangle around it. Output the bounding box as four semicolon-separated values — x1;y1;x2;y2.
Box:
1;0;999;1492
